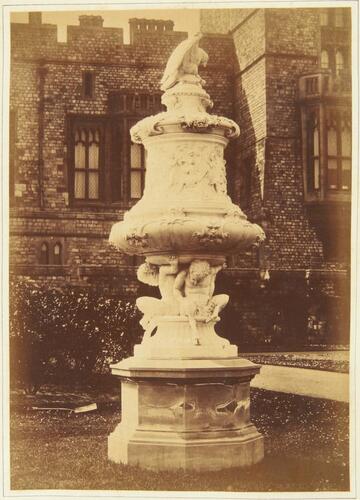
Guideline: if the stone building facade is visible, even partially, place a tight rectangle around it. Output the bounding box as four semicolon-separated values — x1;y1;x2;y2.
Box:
9;9;352;348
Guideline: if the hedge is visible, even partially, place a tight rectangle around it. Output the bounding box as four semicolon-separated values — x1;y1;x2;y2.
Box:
9;278;143;394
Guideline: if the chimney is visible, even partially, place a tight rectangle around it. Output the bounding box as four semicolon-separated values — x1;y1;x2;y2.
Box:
129;18;174;44
29;12;42;25
78;15;104;28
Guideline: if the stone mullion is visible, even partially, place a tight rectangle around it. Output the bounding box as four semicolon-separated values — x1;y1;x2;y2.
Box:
141;144;146;195
123;117;130;204
319;103;326;199
84;128;89;200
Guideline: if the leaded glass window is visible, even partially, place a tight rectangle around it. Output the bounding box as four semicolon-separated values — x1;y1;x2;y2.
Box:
320;10;329;26
320;50;329;70
326;110;351;191
334;9;344;27
53;242;62;265
335;50;344;76
130;142;146;199
40;242;49;265
73;125;102;201
307;111;320;192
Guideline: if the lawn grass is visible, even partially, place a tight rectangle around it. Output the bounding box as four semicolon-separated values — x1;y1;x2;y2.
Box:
245;352;349;373
10;388;349;492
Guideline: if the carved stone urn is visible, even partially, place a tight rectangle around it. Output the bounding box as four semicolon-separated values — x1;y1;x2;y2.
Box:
108;34;265;471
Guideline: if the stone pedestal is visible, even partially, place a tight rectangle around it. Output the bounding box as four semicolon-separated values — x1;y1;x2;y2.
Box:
108;357;264;471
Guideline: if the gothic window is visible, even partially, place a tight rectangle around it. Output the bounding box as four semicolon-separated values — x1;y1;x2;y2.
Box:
9;109;16;202
53;242;62;265
334;9;345;27
71;121;103;203
340;118;352;190
69;93;161;206
305;76;319;95
130;142;146;199
326;111;351;191
39;240;65;265
320;50;329;70
307;112;320;192
327;120;338;189
82;71;95;99
303;107;351;198
40;242;49;265
335;50;344;76
320;10;329;26
320;8;350;30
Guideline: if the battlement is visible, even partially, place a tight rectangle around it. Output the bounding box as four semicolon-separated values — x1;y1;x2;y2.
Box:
11;12;58;47
11;13;180;48
10;13;189;59
28;12;42;26
78;15;104;28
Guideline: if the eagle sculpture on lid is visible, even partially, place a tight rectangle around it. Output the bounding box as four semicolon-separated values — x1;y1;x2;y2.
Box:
160;32;209;91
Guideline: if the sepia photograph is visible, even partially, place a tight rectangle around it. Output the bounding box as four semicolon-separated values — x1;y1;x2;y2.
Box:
3;0;358;498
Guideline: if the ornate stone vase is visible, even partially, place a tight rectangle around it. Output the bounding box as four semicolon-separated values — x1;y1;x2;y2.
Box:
109;83;264;263
109;81;265;358
108;34;265;471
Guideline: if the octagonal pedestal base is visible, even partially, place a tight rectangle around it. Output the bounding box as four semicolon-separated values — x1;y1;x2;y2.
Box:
108;357;264;471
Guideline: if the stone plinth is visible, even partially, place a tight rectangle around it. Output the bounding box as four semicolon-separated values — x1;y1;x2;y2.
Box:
108;357;264;471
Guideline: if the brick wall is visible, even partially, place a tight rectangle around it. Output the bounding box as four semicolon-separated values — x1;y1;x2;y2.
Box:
200;8;257;34
231;10;266;267
204;7;339;270
199;7;351;346
10;14;236;294
263;10;322;269
9;10;351;347
265;9;320;56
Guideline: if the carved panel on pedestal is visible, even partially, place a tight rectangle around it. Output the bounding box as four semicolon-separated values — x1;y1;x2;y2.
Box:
142;141;231;206
138;381;250;431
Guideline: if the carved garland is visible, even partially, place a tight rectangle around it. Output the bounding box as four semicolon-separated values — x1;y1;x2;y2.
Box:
130;112;240;143
126;231;149;248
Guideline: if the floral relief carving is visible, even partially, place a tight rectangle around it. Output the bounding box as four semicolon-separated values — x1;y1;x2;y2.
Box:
168;143;229;199
126;230;149;248
130;111;239;143
253;231;266;246
180;114;239;136
159;208;187;226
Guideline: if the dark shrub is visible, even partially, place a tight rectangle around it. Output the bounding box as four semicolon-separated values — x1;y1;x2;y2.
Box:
9;278;143;393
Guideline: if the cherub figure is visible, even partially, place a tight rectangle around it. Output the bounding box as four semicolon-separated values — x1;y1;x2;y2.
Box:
136;257;180;341
160;32;209;91
173;259;229;345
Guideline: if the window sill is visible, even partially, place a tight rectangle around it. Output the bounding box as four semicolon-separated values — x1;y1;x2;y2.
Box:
305;191;351;205
10;264;70;276
70;200;139;210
